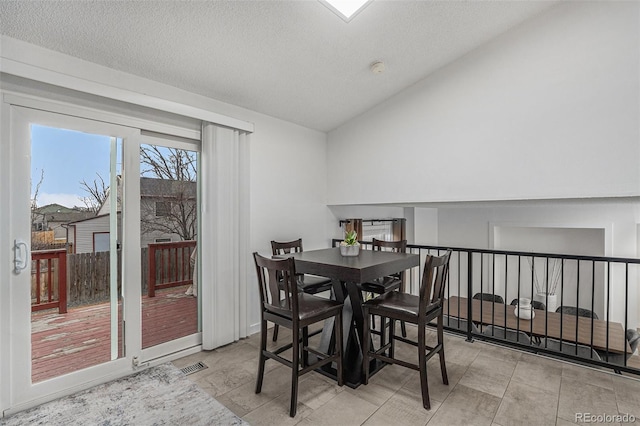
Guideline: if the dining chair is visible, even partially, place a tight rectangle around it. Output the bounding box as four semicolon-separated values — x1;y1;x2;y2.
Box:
360;238;408;339
270;239;334;341
541;338;601;361
482;325;533;345
555;306;599;319
472;292;505;304
362;250;452;410
597;329;640;372
442;314;479;334
510;298;546;311
253;253;343;417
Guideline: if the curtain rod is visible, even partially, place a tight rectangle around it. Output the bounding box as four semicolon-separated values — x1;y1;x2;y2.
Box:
339;218;405;227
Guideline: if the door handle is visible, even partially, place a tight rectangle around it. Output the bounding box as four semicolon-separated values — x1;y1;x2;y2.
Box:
14;239;30;274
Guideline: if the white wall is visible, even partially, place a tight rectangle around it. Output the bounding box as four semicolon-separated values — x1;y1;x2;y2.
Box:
327;1;640;205
248;116;329;331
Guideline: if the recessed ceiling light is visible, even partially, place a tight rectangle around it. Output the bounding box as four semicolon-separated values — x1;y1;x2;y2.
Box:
320;0;372;22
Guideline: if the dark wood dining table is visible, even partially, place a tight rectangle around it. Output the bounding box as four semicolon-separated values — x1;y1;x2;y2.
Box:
282;247;420;386
444;296;631;354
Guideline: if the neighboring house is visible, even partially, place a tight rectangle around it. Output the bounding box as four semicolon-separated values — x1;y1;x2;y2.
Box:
66;212;122;253
138;177;197;248
31;203;94;249
70;177;196;253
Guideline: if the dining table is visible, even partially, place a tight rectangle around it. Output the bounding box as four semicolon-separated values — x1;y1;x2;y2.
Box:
281;247;420;386
444;296;631;354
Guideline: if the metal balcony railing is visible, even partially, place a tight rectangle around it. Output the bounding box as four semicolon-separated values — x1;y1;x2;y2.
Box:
332;239;640;376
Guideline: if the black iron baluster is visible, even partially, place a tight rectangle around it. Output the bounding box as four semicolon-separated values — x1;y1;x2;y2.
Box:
467;251;473;342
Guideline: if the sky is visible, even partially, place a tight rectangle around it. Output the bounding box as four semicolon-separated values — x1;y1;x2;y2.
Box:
31;125;115;208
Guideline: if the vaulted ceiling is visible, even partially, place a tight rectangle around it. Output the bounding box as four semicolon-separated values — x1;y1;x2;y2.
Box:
0;1;557;132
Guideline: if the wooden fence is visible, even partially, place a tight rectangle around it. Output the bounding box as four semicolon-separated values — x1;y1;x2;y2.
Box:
67;250;122;307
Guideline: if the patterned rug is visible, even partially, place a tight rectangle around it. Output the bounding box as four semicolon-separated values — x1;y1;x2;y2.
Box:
2;363;248;425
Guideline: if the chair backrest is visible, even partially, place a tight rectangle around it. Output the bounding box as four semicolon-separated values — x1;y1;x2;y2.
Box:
543;338;601;360
254;252;299;317
510;298;546;311
555;306;599;320
473;292;505;304
372;238;407;279
419;251;452;316
271;239;303;256
483;325;531;345
371;238;406;253
443;315;479;334
627;329;640;354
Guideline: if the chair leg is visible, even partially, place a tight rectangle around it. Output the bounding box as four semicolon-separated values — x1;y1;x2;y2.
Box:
417;324;431;410
335;311;344;387
362;307;371;385
302;326;309;368
255;319;268;394
437;315;449;385
290;325;300;417
388;318;396;360
272;323;279;342
380;314;387;354
398;284;407;338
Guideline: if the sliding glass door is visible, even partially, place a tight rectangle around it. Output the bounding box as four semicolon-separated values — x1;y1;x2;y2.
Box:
9;107;139;408
7;100;202;413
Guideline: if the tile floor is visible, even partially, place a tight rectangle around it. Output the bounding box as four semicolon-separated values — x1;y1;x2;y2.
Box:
172;324;640;426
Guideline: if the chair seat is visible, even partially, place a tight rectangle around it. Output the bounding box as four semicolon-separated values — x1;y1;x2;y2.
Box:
298;274;333;294
360;275;402;294
364;291;440;321
269;293;342;321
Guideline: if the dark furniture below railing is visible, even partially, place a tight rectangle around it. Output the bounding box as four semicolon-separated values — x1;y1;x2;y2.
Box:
445;296;630;354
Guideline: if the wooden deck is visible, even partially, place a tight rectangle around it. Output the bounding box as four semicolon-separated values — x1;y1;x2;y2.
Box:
31;285;197;383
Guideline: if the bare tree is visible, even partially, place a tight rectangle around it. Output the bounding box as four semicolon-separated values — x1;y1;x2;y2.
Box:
139;145;197;242
79;173;109;213
31;169;44;211
140;145;196;181
31;169;45;225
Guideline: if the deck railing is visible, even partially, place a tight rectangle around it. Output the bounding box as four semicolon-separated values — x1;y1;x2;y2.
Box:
148;240;197;297
332;239;640;375
31;241;197;309
31;248;67;314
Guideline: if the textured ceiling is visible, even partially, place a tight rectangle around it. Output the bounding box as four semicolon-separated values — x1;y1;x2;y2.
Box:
0;1;557;132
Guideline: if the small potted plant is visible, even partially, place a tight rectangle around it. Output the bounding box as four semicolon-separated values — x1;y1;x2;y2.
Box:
339;230;360;256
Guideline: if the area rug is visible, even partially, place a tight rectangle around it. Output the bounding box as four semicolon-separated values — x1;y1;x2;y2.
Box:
2;363;248;425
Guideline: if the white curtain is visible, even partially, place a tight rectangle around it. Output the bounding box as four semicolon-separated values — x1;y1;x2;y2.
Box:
200;122;250;349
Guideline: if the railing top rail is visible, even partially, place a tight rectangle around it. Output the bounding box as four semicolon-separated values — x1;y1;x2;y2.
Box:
330;239;640;264
408;244;640;264
32;248;68;255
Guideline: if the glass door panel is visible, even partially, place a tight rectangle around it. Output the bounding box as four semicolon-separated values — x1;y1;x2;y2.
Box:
140;142;200;349
29;125;123;382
